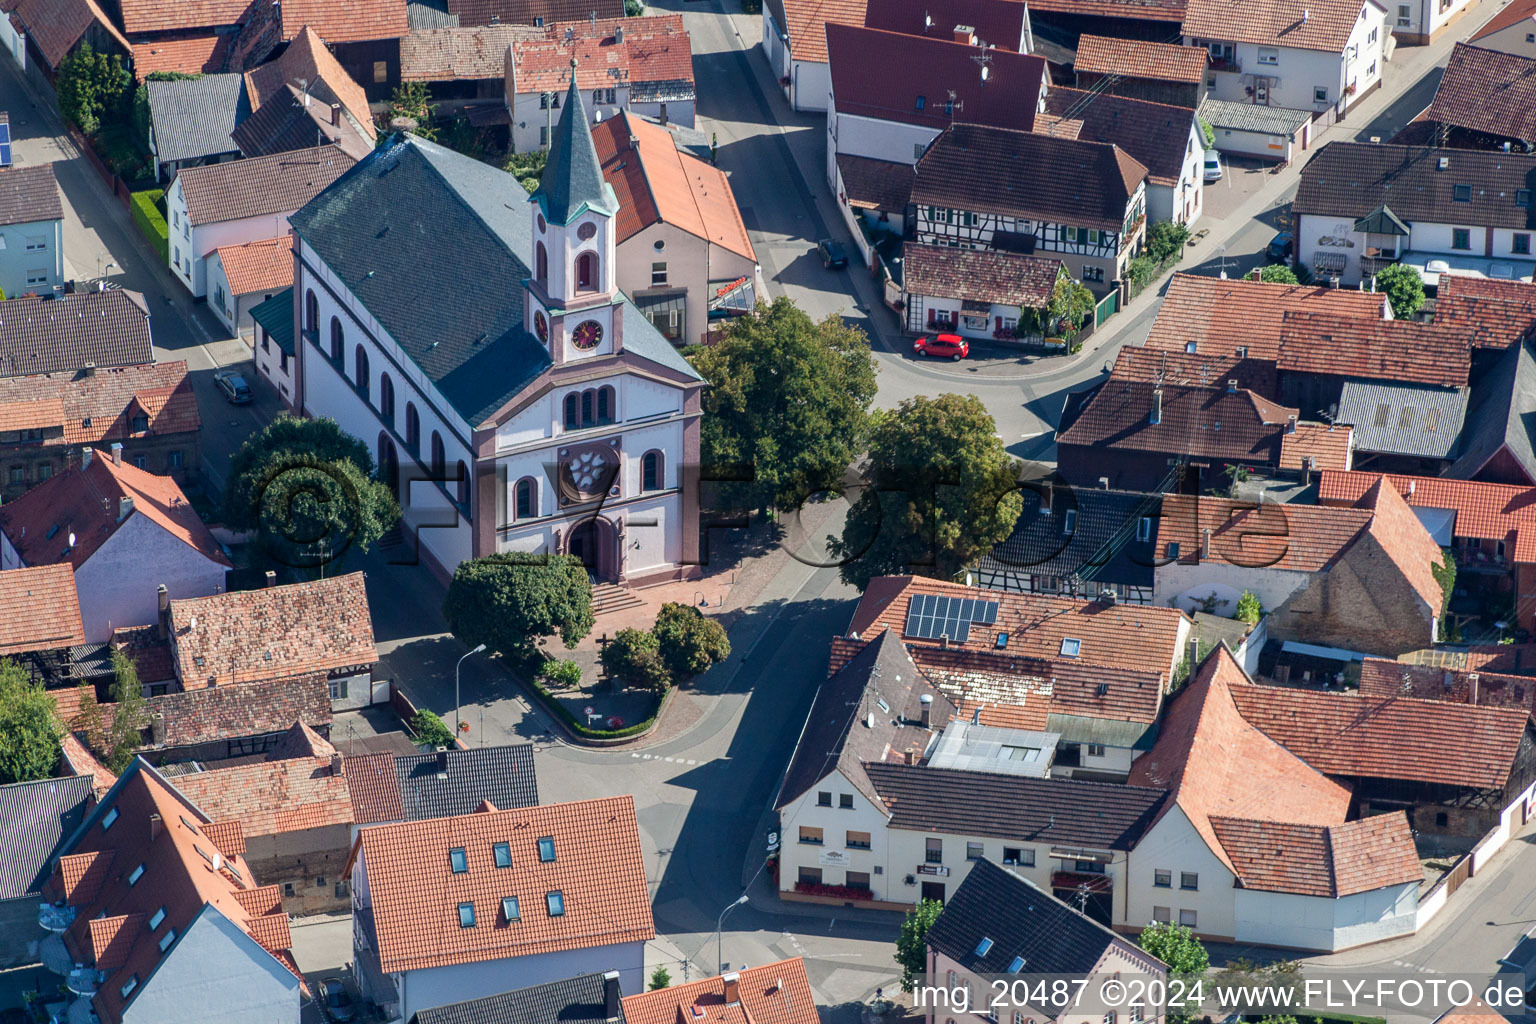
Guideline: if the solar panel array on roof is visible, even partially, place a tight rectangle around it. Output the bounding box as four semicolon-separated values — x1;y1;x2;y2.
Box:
904;593;999;642
0;120;11;168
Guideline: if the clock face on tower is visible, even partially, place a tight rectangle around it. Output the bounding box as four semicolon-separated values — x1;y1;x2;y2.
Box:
533;310;548;343
572;320;603;351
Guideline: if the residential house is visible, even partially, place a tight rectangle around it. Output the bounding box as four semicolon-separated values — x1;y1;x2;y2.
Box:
760;0;865;112
900;245;1062;340
1182;0;1388;126
234;27;378;161
1198;98;1315;162
130;36;235;79
38;759;303;1024
1445;338;1536;485
1359;658;1536;722
448;0;624;26
1389;0;1481;43
1468;0;1536;57
0;289;155;380
0;447;230;641
347;795;655;1021
1228;679;1536;835
623;961;819;1024
0;563;85;659
911;123;1147;295
170;725;355;915
1127;646;1424;949
1294;142;1536;286
1432;275;1536;356
249;287;296;407
1025;0;1186;41
1274;312;1469;416
1108;344;1279;398
862;0;1035;52
1038;88;1208;225
0;0;129;77
223;0;412;102
290;88;706;586
0;359;201;501
207;236;293;337
411;970;626;1024
1154;484;1446;656
506;16;695;154
345;743;540;837
824;24;1049;201
0;774;94;968
166;573;377;710
1413;44;1536;152
1319;469;1536;631
1073;35;1208;107
971;486;1162;604
145;74;249;182
401;24;541;115
591;111;761;346
0;137;63;296
924;860;1168;1024
165;144;356;298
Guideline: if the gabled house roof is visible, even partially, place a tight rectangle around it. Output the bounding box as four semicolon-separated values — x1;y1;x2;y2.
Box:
1295;142;1536;231
1278;420;1355;471
976;486;1160;590
1111;345;1278;396
412;972;624;1024
1446;338;1536;484
1277;312;1469;387
249;287;296;355
168;573;375;688
1433;275;1536;350
862;0;1028;49
1208;813;1422;897
401;24;542;81
509;15;694;96
1181;0;1381;52
53;676;334;748
0;452;229;571
169;753;353;839
926;859;1159;976
1320;468;1536;544
447;0;624;26
1359;658;1536;720
1471;0;1536;41
913;123;1146;232
625;960;818;1024
1128;646;1353;874
0;773;94;899
0;291;153;379
902;244;1061;309
836;154;914;213
592;111;755;263
244;27;377;149
769;0;866;63
1038;88;1199;188
0;564;85;655
7;0;130;69
130;35;234;80
0;359;200;451
1227;679;1532;789
214;235;294;296
343;743;541;825
1026;0;1184;20
117;0;246;34
353;795;655;975
145;73;248;165
1143;273;1389;363
826;23;1047;132
176;144;357;226
0;162;62;226
1074;34;1207;82
1424;43;1536;143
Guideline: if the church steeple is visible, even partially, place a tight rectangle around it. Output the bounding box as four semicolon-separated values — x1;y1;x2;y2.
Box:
532;60;618;226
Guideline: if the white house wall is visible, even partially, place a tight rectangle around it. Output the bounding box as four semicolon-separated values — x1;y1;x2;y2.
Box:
166;181;294;298
400;940;645;1021
1153;562;1309;619
827;107;942;190
75;512;227;642
120;906;300;1024
1298;213;1534;285
0;17;24;70
1232;882;1418;951
791;59;831;113
776;770;894;896
1193;5;1385;118
1125;806;1238;940
619;221;710;346
0;215;62;296
1470;21;1536;56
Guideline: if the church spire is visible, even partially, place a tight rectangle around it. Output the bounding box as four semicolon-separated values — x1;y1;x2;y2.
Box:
531;59;618;226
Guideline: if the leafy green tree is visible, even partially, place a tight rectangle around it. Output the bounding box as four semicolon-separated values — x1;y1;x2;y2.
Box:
653;603;730;679
625;0;646;14
687;298;878;512
0;658;62;785
1146;221;1190;264
505;149;548;193
649;966;671;990
1259;264;1299;284
1139;922;1209;977
104;651;149;773
57;42;131;135
386;81;436;139
223;414;399;566
541;658;583;689
443;553;594;658
411;710;455;747
833;394;1022;590
1374;263;1425;319
1234;590;1262;624
74;683;108;756
895;899;943;992
599;628;670;691
439;118;486;160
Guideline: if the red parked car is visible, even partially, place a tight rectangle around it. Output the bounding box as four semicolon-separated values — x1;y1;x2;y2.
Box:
914;333;969;360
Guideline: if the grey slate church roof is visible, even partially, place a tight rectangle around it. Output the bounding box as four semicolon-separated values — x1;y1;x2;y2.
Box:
290;92;698;428
532;69;619;226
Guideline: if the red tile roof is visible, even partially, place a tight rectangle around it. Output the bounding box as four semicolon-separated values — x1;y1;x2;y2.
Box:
778;0;867;62
1319;469;1536;546
169;573;376;688
1111;345;1278;396
1128;646;1353;874
1277;312;1470;387
1355;477;1451;613
244;26;377;146
907;644;1166;724
8;0;130;69
902;244;1061;309
1358;658;1536;720
0;360;199;450
1056;378;1297;465
1026;0;1184;18
353;794;655;975
342;752;406;824
836;154;915;213
1471;0;1536;41
1425;43;1536;143
848;576;1190;682
118;0;246;34
277;0;409;43
1158;494;1375;573
401;24;542;81
53;678;333;748
214;236;294;296
1074;34;1207;82
199;819;247;858
131;35;233;80
592;112;755;263
1208;813;1421;897
171;757;353;838
1279;421;1354;472
510;15;694;92
1227;680;1530;789
1144;273;1389;363
0;564;84;655
0;453;229;571
623;959;821;1024
1182;0;1369;52
59;732;119;798
1433;275;1536;350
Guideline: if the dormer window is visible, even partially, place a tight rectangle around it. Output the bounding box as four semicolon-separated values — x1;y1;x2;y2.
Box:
537;836;556;862
1060;638;1082;657
1453;184;1472;202
503;896;521;921
546;890;565;916
449;848;468;873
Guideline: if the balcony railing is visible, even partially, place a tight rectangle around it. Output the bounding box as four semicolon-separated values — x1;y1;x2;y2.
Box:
1360;254;1401;277
1208;54;1241;71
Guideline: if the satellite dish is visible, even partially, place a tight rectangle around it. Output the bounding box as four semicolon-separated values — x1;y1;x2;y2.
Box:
980;65;990;81
67;532;76;547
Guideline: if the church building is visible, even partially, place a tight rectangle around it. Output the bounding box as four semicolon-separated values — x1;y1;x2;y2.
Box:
289;62;705;585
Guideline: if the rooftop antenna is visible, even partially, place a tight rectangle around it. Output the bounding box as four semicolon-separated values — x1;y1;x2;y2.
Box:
947;89;962;123
972;49;992;85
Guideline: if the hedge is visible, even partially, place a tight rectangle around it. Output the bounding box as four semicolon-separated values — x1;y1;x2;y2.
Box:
522;673;658;740
128;188;168;262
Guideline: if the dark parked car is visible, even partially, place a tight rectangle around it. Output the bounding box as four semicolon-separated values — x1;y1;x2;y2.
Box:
213;369;253;404
913;333;969;360
817;238;849;269
1266;231;1294;262
320;977;356;1022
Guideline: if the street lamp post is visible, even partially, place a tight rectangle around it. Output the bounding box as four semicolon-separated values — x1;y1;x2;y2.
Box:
455;644;487;737
715;894;749;974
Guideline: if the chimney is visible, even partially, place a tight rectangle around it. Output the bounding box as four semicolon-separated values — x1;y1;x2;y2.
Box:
1227;378;1239;394
330;753;343;775
1468;672;1480;704
149;813;162;841
436;746;449;771
1199;528;1211;560
1250;267;1262;281
83;362;95;377
919;692;934;728
264;570;277;588
110;442;123;466
604;971;622;1020
1041;481;1053;513
952;23;975;44
157;584;170;640
1286;414;1297;434
1187;636;1201;667
151;714;166;745
939;633;950;649
81;448;93;469
330;102;341;127
1150;388;1163;425
565;25;574;40
614;23;623;42
904;748;919;765
118;496;133;521
722;972;741;1006
1098;476;1110;490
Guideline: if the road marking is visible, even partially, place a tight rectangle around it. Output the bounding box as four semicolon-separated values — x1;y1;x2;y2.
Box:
665;757;675;762
631;752;640;758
